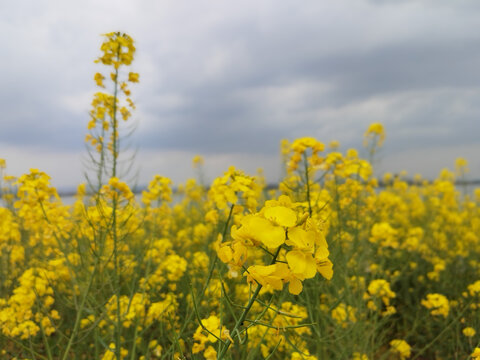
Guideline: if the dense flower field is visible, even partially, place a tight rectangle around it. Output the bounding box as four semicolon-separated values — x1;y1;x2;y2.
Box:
0;33;479;360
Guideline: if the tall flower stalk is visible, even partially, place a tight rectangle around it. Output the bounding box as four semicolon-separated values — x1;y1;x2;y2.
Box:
84;32;139;360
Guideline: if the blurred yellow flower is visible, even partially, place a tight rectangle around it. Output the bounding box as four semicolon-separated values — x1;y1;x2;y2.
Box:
389;339;411;359
462;327;476;337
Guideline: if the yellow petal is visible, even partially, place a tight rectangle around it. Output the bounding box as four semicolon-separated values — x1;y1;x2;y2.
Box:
248;217;285;248
232;242;248;266
317;259;333;280
315;246;330;260
217;246;232;264
267;277;284;290
289;278;303;295
286;250;306;275
272;263;290;277
232;215;284;247
253;264;277;276
304;254;317;279
315;230;328;249
288;227;314;252
264;206;297;227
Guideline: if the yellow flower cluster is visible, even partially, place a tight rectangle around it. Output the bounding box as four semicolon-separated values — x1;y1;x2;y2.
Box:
86;32;138;157
0;266;63;339
369;222;398;248
421;293;450;318
331;303;357;328
285;137;325;172
207;166;262;211
389;339;411;359
100;343;129;360
463;327;476;337
351;352;369;360
217;195;332;295
363;122;385;147
15;168;59;206
467;280;480;297
95;32;136;68
364;279;396;316
103;293;147;329
142;175;173;206
192;315;232;358
192;155;204;167
101;176;135;202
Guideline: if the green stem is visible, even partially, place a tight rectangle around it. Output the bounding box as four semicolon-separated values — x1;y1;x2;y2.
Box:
303;152;312;217
217;283;263;359
111;41;121;360
201;204;235;297
166;204;235;356
61;261;99;360
411;300;473;360
217;246;282;359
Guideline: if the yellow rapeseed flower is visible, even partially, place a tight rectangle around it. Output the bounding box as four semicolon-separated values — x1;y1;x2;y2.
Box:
94;72;105;87
462;326;476;337
421;293;449;318
128;72;139;83
389;339;411;359
231;215;285;248
352;353;369;360
472;348;480;360
364;122;385;147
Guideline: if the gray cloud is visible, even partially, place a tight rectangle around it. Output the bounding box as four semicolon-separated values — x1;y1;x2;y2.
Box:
137;35;480;154
1;0;480;186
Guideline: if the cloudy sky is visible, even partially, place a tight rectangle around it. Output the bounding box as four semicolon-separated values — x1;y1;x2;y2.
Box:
1;0;480;190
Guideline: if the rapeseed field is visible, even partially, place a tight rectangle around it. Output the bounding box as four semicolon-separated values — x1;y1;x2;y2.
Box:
0;32;479;360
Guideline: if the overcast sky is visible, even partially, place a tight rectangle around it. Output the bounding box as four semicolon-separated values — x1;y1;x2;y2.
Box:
1;0;480;189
